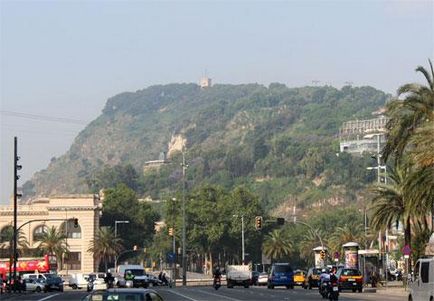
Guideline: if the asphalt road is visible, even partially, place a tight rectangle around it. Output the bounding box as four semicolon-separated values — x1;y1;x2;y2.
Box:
0;286;407;301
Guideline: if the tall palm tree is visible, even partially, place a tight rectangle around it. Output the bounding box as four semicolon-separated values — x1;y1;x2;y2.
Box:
299;229;326;266
328;223;366;255
369;166;415;250
262;229;292;262
88;227;123;272
383;59;434;162
36;226;68;268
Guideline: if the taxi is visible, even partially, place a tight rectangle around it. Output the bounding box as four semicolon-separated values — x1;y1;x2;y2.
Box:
293;269;306;287
336;268;363;292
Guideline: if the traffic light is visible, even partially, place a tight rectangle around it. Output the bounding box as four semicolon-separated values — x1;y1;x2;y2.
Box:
320;250;326;260
73;218;79;228
255;216;263;230
14;137;22;199
168;227;174;236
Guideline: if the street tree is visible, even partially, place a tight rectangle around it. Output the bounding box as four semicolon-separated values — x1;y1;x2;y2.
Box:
262;229;292;262
88;227;123;272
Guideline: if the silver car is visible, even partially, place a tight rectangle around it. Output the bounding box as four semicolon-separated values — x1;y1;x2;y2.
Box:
23;278;46;292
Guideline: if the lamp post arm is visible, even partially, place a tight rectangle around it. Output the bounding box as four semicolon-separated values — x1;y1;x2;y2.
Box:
115;249;141;268
17;218;71;232
295;221;325;250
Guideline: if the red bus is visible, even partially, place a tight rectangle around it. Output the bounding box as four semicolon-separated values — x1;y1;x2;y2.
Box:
0;254;57;280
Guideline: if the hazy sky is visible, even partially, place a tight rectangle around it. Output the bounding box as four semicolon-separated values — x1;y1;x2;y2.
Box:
0;0;433;204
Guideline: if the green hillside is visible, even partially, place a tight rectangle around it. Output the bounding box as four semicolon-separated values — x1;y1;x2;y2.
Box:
23;83;389;212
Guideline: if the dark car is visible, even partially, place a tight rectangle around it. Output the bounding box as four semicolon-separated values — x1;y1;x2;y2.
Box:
303;267;321;289
44;273;64;292
251;271;260;285
267;263;294;289
82;288;164;301
336;268;363;292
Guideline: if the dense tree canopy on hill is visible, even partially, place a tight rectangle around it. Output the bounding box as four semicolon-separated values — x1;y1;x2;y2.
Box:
23;83;388;211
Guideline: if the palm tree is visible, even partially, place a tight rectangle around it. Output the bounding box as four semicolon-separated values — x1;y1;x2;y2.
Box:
88;227;123;272
0;226;29;256
299;229;326;266
369;166;415;250
36;226;68;268
328;223;366;255
262;229;292;262
383;59;434;162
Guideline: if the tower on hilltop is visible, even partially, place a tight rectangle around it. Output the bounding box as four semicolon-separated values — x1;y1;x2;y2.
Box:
200;77;212;89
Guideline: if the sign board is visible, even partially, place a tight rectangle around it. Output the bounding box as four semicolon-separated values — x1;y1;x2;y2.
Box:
166;252;176;263
402;245;411;256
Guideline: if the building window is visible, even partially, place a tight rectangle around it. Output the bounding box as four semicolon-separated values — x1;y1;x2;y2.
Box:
0;225;13;243
33;225;48;241
60;219;82;239
63;251;81;271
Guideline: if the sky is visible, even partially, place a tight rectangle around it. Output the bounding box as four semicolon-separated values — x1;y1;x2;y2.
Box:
0;0;433;204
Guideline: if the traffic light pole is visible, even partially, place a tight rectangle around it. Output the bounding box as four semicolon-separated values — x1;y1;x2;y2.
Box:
12;137;20;286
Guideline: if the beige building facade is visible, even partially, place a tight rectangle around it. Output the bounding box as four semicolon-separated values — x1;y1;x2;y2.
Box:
0;194;102;274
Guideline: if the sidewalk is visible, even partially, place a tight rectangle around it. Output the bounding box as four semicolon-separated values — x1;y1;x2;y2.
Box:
365;280;408;297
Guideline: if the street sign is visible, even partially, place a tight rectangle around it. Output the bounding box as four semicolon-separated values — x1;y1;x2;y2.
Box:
402;244;411;256
166;252;176;263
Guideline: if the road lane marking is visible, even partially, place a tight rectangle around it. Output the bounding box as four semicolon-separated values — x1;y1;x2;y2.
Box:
165;289;202;301
37;293;61;301
193;288;243;301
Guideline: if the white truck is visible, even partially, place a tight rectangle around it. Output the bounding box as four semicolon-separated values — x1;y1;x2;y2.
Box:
408;257;434;301
226;265;251;288
116;264;149;288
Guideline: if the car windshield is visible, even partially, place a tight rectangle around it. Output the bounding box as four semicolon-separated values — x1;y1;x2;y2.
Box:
127;269;145;276
294;271;304;276
341;269;361;276
274;265;292;273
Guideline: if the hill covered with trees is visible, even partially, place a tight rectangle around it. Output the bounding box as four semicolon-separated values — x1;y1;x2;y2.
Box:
23;83;389;212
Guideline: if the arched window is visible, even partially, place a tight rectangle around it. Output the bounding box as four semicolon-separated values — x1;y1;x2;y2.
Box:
0;225;13;243
60;219;81;239
33;225;48;241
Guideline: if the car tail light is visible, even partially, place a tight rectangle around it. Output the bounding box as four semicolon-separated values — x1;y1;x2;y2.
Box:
339;276;345;282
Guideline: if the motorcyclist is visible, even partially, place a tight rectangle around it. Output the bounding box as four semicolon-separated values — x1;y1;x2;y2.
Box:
213;266;222;286
125;270;135;281
105;270;115;288
161;273;169;286
319;268;330;296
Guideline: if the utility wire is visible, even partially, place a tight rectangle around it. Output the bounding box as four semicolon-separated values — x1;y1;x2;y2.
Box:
0;110;89;125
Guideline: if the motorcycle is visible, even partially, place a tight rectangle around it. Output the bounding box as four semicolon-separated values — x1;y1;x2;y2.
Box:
125;280;134;288
319;280;329;299
213;276;221;290
328;277;339;301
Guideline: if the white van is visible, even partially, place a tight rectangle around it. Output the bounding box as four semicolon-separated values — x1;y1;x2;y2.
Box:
409;258;434;301
68;273;90;289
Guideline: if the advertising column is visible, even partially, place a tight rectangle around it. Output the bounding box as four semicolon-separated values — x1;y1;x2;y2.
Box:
343;242;359;269
313;246;327;268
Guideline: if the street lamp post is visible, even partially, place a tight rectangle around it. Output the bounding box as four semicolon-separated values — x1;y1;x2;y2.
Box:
366;133;388;286
233;215;245;264
114;220;129;271
181;150;188;286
